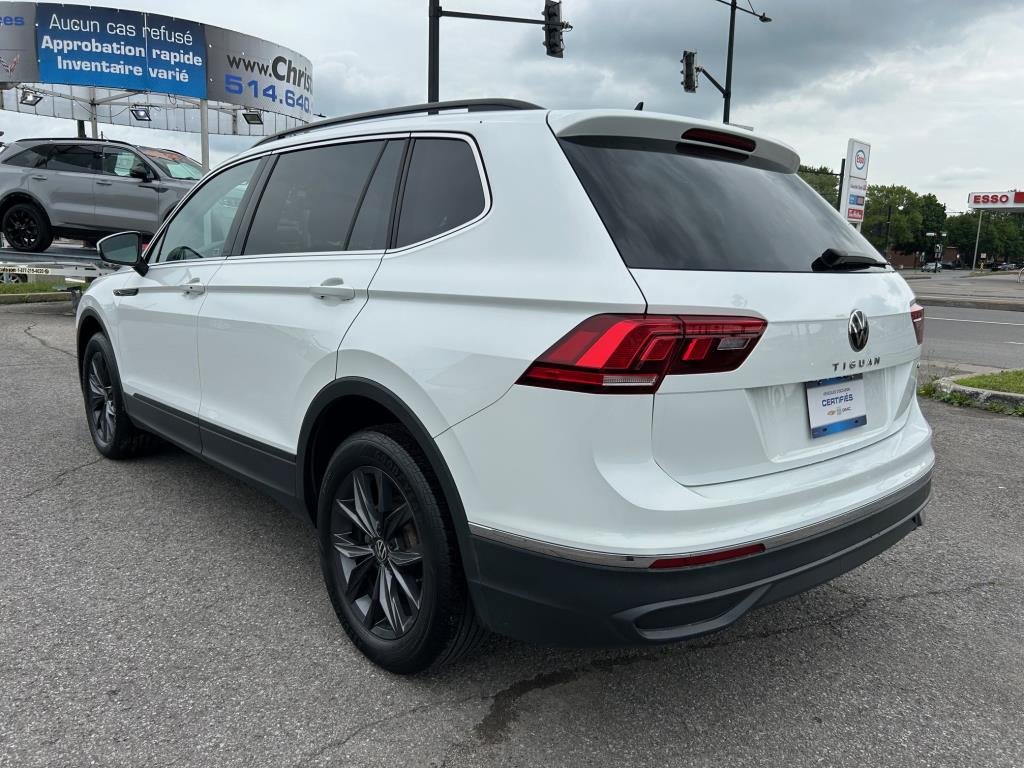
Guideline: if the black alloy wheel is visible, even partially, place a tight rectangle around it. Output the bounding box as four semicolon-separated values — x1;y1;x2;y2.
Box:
331;466;423;640
85;352;117;446
80;333;154;459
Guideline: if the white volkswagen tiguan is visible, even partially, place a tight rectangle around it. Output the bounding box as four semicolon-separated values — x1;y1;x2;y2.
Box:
77;100;933;673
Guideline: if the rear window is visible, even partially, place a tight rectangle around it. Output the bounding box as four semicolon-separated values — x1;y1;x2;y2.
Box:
560;136;880;272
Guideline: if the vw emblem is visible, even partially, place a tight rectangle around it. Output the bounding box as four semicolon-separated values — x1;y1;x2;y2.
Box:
372;539;389;563
848;310;869;352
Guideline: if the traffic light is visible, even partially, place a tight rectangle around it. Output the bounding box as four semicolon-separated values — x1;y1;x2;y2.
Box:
544;1;564;58
681;51;698;92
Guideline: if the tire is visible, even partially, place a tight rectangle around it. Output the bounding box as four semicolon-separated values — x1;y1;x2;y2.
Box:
318;426;485;674
2;202;53;253
81;333;154;459
0;271;26;284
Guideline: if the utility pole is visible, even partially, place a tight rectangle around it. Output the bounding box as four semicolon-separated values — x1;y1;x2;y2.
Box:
427;1;571;103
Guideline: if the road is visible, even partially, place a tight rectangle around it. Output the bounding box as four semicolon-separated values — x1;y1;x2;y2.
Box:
1;302;1022;768
922;305;1024;372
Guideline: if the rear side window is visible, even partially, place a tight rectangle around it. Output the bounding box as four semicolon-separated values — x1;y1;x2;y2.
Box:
560;137;879;272
3;146;52;168
395;138;485;248
243;140;384;255
45;145;99;174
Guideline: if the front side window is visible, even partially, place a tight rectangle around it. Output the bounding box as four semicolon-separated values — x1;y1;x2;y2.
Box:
243;140;385;256
101;148;145;177
153;160;258;264
395;138;485;248
46;145;99;174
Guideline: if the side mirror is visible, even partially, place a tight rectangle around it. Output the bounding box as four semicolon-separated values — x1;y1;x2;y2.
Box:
129;164;154;182
98;231;148;276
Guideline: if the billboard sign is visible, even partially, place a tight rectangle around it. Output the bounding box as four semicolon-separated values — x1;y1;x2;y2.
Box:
838;138;871;226
0;2;311;120
967;190;1024;210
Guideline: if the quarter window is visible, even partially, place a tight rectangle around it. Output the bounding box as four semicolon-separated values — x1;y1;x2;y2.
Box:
3;146;52;168
395;138;485;248
243;140;385;256
153;160;258;264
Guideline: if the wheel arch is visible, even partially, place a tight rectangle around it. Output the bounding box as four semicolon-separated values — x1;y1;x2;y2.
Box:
76;308;111;382
296;377;481;584
0;191;50;224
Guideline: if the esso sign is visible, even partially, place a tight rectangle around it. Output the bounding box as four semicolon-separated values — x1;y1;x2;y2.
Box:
854;149;867;171
969;190;1024;209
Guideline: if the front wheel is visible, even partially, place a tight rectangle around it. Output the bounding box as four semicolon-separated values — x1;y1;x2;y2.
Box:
81;334;154;459
318;426;485;673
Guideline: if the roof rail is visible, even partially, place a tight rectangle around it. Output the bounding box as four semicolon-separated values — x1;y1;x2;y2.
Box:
255;98;544;146
18;137;136;146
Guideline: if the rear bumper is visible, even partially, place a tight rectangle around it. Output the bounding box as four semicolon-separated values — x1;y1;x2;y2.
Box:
467;473;930;646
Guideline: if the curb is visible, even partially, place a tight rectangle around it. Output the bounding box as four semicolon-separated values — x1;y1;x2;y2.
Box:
915;296;1024;313
0;292;72;305
934;376;1024;409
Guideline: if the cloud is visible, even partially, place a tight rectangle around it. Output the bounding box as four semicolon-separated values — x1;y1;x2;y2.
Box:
2;0;1021;206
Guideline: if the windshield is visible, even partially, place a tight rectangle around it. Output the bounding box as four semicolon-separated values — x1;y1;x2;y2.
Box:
560;136;885;272
140;147;203;181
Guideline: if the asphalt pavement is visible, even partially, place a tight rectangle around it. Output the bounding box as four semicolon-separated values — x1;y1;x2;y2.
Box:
921;305;1024;374
1;302;1022;768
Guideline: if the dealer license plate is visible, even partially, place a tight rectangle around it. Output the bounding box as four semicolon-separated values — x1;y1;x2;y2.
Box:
805;375;867;438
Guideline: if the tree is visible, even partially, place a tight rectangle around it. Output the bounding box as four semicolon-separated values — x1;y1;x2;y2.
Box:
798;165;839;205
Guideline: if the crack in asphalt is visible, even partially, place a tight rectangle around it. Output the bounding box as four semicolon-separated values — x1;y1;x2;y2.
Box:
20;456;104;501
22;322;77;360
462;577;1011;751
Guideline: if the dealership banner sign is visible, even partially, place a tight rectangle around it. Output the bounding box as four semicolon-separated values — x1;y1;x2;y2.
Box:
838;138;871;225
0;1;312;119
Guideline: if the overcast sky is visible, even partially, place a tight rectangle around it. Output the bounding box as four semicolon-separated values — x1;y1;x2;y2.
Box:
3;0;1022;210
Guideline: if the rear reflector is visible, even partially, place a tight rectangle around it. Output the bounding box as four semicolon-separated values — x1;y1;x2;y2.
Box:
910;302;924;345
649;543;766;570
517;314;766;394
681;127;756;153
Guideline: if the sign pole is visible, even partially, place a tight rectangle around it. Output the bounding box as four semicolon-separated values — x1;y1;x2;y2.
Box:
88;87;98;138
972;209;983;272
199;99;210;173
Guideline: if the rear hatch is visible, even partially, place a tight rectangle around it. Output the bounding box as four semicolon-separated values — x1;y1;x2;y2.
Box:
553;112;923;486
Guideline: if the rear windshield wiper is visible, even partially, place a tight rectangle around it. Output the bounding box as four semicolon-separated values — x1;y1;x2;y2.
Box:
811;248;889;272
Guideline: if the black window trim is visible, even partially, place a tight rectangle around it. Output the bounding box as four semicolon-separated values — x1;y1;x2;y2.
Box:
388;131;492;252
230;131;412;260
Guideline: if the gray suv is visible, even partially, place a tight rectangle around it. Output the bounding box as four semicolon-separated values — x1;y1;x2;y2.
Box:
0;138;201;252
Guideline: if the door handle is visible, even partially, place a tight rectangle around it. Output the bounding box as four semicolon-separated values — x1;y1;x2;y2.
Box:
182;277;205;295
96;180;113;186
31;175;47;181
311;278;355;301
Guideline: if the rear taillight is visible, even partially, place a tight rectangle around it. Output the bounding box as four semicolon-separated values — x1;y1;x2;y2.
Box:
910;302;924;344
517;314;767;394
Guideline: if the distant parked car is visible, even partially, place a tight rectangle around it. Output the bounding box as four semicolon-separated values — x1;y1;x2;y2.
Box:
0;138;201;252
998;262;1020;271
921;262;942;272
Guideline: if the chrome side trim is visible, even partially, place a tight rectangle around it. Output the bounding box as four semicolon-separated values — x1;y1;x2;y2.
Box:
468;471;932;569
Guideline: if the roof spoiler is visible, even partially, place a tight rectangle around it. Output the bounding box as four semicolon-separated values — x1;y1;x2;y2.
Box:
548;110;800;173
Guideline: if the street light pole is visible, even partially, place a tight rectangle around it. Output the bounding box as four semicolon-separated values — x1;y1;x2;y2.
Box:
428;0;440;103
972;209;984;271
723;0;737;123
